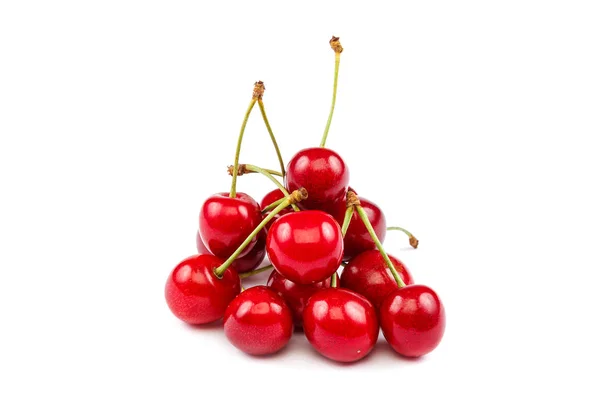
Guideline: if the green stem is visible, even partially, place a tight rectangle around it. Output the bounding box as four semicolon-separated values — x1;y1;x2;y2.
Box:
261;197;286;213
356;205;405;288
330;271;338;288
387;226;419;248
320;52;340;148
258;99;285;178
214;189;306;277
230;99;257;198
245;164;300;212
341;205;354;237
239;264;274;279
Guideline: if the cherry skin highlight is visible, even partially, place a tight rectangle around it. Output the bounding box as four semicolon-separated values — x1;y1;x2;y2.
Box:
379;284;446;357
331;195;387;260
266;210;343;284
303;288;379;362
199;192;262;259
224;286;293;356
340;250;414;309
165;254;241;324
196;230;266;273
285;147;349;211
266;269;335;328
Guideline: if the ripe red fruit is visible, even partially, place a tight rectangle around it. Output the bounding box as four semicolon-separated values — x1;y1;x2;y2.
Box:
331;195;387;260
379;285;445;357
340;250;414;308
196;230;266;273
165;254;241;324
285;147;349;210
199;192;262;259
224;286;293;356
303;288;379;362
266;210;343;284
266;269;335;328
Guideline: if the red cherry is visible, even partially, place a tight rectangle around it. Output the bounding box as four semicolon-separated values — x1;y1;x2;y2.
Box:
165;254;241;324
224;286;293;355
196;230;266;274
259;189;294;230
285;147;349;210
266;210;343;284
266;269;335;328
199;192;262;259
331;195;387;260
303;288;379;362
340;250;414;308
380;284;446;357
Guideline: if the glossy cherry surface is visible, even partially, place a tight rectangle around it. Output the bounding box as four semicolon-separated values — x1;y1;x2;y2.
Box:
340;250;414;308
165;254;241;324
303;288;379;362
331;195;387;260
196;230;266;273
380;284;445;357
224;286;293;355
199;192;262;259
285;147;349;210
266;210;343;284
266;269;335;328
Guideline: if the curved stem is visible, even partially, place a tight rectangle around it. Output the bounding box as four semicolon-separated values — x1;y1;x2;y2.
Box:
258;99;285;178
214;189;307;277
239;264;274;279
387;226;419;249
356;205;405;288
230;99;257;198
320;52;341;147
341;205;354;237
245;164;300;212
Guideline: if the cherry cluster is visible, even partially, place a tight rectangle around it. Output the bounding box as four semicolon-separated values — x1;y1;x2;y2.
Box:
164;37;445;362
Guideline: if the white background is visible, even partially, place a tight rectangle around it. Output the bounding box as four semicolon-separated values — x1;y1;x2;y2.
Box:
1;1;599;399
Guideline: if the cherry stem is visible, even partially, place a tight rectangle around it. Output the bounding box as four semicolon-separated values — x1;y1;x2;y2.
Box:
356;204;406;288
239;264;274;279
341;205;354;237
320;36;343;148
261;197;286;213
244;164;300;212
330;271;338;288
214;188;308;277
230;97;257;198
257;99;285;178
387;226;419;249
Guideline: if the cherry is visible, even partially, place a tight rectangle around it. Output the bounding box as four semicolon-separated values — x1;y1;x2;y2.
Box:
303;288;378;363
165;254;241;324
379;285;446;357
331;195;387;260
285;147;349;211
223;286;293;356
266;269;335;328
196;230;266;273
199;192;262;259
340;250;414;308
266;210;343;284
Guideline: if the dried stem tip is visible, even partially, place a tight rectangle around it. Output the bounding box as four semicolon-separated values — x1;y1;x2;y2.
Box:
227;164;248;176
409;236;419;249
330;36;343;54
252;81;265;100
290;188;308;204
346;190;361;208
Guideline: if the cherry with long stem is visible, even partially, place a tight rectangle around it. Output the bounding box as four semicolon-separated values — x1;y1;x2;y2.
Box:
320;36;343;148
387;226;419;249
229;163;300;212
214;188;307;277
230;82;263;198
350;191;406;288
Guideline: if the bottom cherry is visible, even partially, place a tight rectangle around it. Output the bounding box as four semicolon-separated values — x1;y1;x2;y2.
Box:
303;288;379;363
165;254;241;324
379;284;445;357
224;286;293;356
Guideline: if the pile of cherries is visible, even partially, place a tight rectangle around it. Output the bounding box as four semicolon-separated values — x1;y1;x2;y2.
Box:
165;37;445;362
